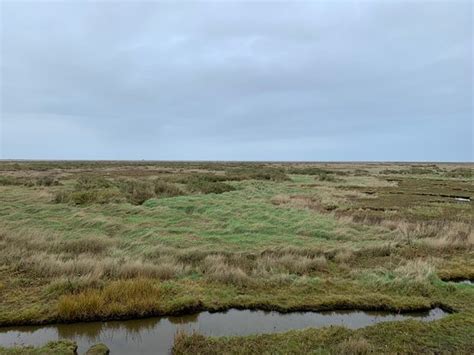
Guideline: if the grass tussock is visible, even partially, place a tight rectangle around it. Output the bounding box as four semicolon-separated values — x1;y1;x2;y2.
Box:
422;223;473;250
117;257;189;280
13;253;188;281
336;337;372;354
57;279;161;321
202;255;249;286
255;254;327;276
53;236;115;255
360;259;438;296
393;220;472;250
334;249;355;264
394;259;436;283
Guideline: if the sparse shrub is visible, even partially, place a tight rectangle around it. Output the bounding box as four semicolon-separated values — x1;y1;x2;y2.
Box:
187;178;235;194
0;175;35;186
119;180;155;205
316;172;338;182
36;175;60;186
226;167;290;182
69;189;122;205
445;167;472;178
153;180;184;197
53;190;71;203
286;167;346;176
0;175;20;185
353;169;369;176
76;175;113;190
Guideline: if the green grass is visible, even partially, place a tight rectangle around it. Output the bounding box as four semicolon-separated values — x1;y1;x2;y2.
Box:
0;340;77;354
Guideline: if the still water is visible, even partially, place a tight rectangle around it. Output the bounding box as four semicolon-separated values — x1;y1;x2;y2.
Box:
0;308;447;354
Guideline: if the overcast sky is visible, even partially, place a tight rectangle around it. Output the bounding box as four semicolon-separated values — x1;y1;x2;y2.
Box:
0;1;472;161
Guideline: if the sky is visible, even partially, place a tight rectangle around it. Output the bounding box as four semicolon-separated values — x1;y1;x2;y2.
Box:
0;0;472;161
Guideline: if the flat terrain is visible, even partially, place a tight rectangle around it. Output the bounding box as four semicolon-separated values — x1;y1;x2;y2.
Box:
0;161;472;354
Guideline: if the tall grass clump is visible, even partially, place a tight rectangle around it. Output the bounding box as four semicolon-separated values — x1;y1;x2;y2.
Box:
336;337;371;354
255;254;327;276
116;257;188;280
422;222;473;250
57;279;162;320
53;236;115;255
360;259;437;296
202;255;249;286
53;175;121;205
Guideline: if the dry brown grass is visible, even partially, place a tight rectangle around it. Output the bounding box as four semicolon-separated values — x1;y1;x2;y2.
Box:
254;254;327;276
355;243;393;258
394;259;436;283
13;253;189;281
202;255;249;286
397;220;445;242
334;249;355;263
390;220;473;251
117;257;189;280
270;192;345;213
422;222;473;250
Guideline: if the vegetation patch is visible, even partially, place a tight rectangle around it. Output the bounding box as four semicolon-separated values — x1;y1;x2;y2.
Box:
0;161;472;353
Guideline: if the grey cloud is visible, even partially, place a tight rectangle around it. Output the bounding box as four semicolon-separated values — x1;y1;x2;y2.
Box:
1;0;472;160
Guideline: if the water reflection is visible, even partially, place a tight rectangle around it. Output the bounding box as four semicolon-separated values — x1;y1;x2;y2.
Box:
0;308;447;355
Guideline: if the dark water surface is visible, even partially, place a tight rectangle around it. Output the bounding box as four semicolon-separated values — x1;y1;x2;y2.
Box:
0;308;447;355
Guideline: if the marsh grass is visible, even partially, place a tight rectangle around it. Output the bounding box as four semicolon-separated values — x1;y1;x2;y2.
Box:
0;161;473;353
359;259;438;296
337;337;371;354
57;279;162;320
0;340;77;354
186;178;236;194
202;255;249;286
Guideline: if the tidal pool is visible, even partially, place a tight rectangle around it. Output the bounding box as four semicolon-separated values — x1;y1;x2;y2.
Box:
0;308;447;355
